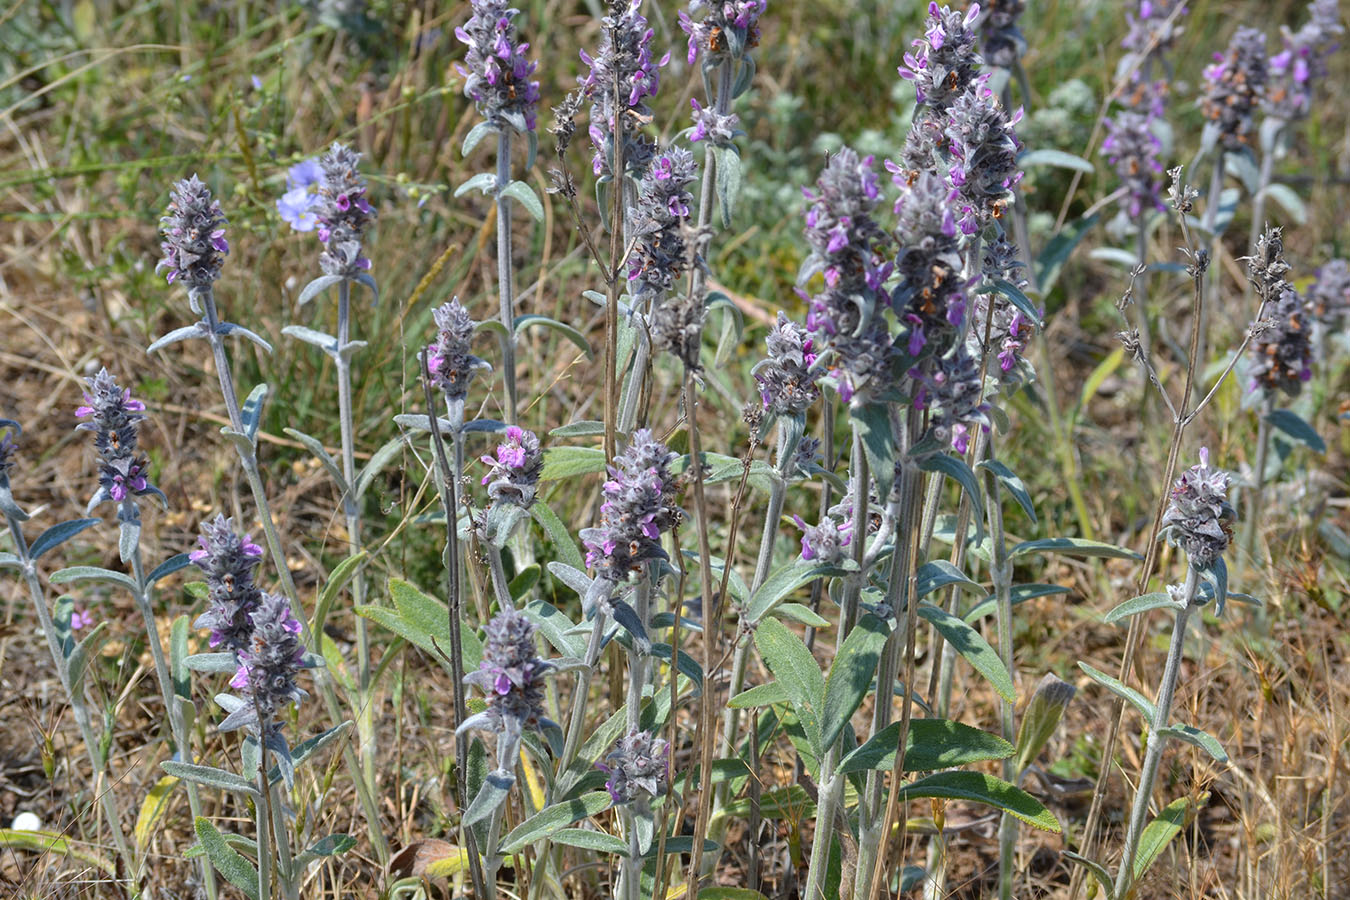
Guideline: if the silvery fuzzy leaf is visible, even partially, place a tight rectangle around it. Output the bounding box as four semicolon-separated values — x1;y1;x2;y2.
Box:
352;272;378;303
29;518;99;562
293;834;356;869
920;453;984;540
608;599;650;654
634;804;655;854
240;384;269;444
283;427;349;496
49;565;137;594
0;551;21;570
242;736;260;779
220;427;255;456
118;518;140;565
66;621;109;689
184;652;240;674
501;180;544;222
217;702;258;733
266;731;295;789
297;274;344;307
289;720;352;772
456;710;497;737
392;413;456;436
161;760;259;798
146;323;208;354
546;562;595;599
85;487;113;515
464;770;515;828
214;322;273;353
148;552;192;585
282;325;339;357
712;142;742;229
454;172;497;197
914;560;981;600
513;314;592;359
484;503;529;548
0;481;28;522
462;120;498;157
462;419;509;434
355;436;405;500
978;459;1037;524
732;53;756;99
338;339;368;363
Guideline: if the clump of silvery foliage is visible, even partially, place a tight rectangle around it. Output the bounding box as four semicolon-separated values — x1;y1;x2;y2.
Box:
455;0;541;133
313;143;375;279
191;515;265;652
753;311;821;418
460;608;556;741
221;592;309;739
799;147;894;401
426;299;491;403
1263;0;1343;122
1200;26;1268;151
480;425;544;508
599;729;669;803
579;0;668;177
75;369;161;510
1159;447;1235;570
156;176;229;289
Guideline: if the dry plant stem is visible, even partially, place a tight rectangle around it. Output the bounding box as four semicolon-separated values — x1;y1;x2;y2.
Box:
1240;396;1274;569
651;528;688;900
124;519;216;899
195;285;390;866
1194;156;1225;381
603;35;626;466
1069;210;1209;900
4;512;135;878
497;129;519;424
1247;126;1281;300
335;278;376;801
684;372;721;891
1113;567;1200;899
419;356;488;899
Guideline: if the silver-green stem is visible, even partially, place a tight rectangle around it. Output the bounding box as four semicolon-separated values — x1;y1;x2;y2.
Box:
497;130;518;424
335;279;376;804
1240;395;1274;572
486;542;514;613
195;285;390;865
1113;567;1200;899
124;517;216;899
483;735;520;892
803;764;843;900
626;578;651;732
557;612;609;794
984;448;1017;900
620;806;641;900
254;736;274;900
6;512;135;878
269;777;297;900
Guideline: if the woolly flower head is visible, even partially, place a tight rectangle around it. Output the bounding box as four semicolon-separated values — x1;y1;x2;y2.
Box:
912;343;991;454
426;299;491;402
1121;0;1188;60
891;168;967;356
579;0;669;177
157;176;229;289
689;98;740;144
627;147;698;303
75;369;156;508
223;592;308;738
792;513;850;564
191;515;265;652
1264;0;1344;121
969;238;1038;383
1200;27;1267;151
1102;110;1166;219
1307;258;1350;327
944;80;1023;236
600;729;670;804
1248;283;1314;398
752;311;820;417
899;3;984;111
314;143;376;278
455;0;541;132
480;426;543;507
580;429;678;586
678;0;765;65
978;0;1027;69
461;608;555;740
1160;448;1234;569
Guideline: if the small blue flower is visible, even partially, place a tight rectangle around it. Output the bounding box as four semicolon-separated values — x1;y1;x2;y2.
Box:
276;159;323;232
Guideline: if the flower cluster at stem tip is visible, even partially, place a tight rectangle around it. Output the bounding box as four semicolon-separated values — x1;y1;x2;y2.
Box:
75;369;156;508
456;0;541;133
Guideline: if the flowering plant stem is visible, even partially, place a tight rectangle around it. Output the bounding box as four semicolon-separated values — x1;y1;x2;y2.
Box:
193;285;390;865
122;512;216;899
497;130;519;424
1113;567;1200;899
334;278;377;800
982;448;1018;900
254;762;273;900
3;509;136;882
603;31;627;465
1240;394;1274;569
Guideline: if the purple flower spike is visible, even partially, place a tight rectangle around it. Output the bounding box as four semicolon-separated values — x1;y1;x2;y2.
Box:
219;592;308;739
579;0;668;178
1263;0;1343;121
157;176;229;289
456;0;540;132
579;430;678;587
425;298;492;402
1160;448;1235;569
792;513;850;565
460;608;556;741
480;425;543;507
314;143;376;278
191;514;266;652
600;729;669;804
678;0;765;65
75;369;158;510
1200;27;1268;150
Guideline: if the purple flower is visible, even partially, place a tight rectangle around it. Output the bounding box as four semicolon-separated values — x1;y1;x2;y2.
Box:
313;143;376;278
1102;110;1166;218
579;0;669;178
627;147;698;303
219;592;308;739
1307;257;1350;328
899;3;983;112
678;0;765;65
277;158;322;232
1263;0;1343;121
911;343;991;454
892;168;968;355
71;609;94;631
968;238;1038;384
689;98;740;144
455;0;541;132
1249;282;1315;398
579;430;678;587
1200;27;1267;150
425;299;491;402
1160;448;1234;569
75;369;158;508
792;513;850;564
157;176;229;289
480;425;543;507
191;514;265;652
459;608;555;740
752;311;820;417
943;79;1023;235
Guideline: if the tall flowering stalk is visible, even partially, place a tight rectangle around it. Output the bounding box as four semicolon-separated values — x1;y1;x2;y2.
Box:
457;0;540;423
0;419;137;885
152;174;388;864
1113;449;1235;898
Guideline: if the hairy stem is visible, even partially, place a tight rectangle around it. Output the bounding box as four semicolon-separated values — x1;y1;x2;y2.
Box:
1113;568;1199;898
1240;396;1273;570
984;447;1018;900
497;129;519;424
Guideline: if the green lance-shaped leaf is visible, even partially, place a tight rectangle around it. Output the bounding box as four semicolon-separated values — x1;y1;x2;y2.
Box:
1078;661;1156;722
239;383;268;443
917;603;1015;703
977;459;1037;523
148;552;193;585
1010;536;1141;560
1061;851;1115;900
515;314;593;360
540;446;608;481
1265;408;1325;454
920;453;985;538
728;682;789;709
745;559;855;624
194;817;261;900
551;828;630;856
820;613;890;749
0;828;116;876
294;834;356;869
1157;724;1228;764
66;621;109;690
49;565;138;594
283;427;349;496
1017;148;1096;173
1013;673;1077;774
28;518;100;562
498;791;613;854
851;400;896;499
1132;796;1191;883
162;761;260;798
1103;592;1182;625
454;172;497;197
755;617;826;756
501;179;545;222
838;719;1014;775
312;552;368;639
900;771;1060;832
914;560;981;600
463;771;515;828
355;436;405;500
